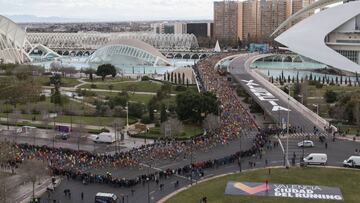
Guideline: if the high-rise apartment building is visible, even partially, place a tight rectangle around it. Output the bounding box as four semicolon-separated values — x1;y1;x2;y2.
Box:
213;0;315;44
213;0;243;44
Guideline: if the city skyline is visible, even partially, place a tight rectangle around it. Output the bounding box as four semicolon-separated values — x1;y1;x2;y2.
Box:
0;0;216;22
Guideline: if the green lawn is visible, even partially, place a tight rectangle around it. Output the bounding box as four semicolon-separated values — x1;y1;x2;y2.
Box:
136;124;203;140
166;167;360;203
83;81;163;93
83;77;135;83
34;76;81;87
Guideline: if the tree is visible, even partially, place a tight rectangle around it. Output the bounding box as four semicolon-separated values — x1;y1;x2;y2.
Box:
160;118;183;138
324;90;338;103
128;102;145;118
160;104;168;123
84;68;96;81
96;64;116;81
182;73;185;85
176;90;219;123
50;74;61;91
20;160;49;201
202;113;220;132
73;122;87;151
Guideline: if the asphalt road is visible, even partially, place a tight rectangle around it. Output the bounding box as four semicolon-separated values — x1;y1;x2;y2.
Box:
228;54;325;134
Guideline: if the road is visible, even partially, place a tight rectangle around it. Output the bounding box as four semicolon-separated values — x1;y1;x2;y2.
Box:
229;54;327;134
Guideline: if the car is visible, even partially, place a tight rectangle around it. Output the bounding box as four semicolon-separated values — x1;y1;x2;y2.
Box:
55;132;70;140
343;156;360;168
303;153;327;165
297;140;314;148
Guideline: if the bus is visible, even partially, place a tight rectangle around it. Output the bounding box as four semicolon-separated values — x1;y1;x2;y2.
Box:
95;193;118;203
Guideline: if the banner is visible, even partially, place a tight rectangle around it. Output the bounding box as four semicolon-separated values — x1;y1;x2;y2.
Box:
225;181;343;201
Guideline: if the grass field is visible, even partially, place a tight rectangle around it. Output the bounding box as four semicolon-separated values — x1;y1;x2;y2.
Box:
137;124;203;140
166;167;360;203
83;77;135;83
83;81;163;92
0;75;80;87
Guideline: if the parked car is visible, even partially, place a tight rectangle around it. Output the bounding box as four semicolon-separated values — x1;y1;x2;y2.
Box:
343;156;360;168
55;132;70;140
303;153;327;165
297;140;314;148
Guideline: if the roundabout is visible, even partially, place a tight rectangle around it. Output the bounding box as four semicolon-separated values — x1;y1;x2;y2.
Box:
162;167;360;203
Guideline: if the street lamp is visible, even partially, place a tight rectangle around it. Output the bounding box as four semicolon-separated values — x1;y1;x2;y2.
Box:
285;84;291;169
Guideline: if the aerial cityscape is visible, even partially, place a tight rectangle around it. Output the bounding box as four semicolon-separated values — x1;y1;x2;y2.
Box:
0;0;360;203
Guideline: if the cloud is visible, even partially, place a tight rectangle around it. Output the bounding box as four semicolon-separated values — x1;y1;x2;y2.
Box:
0;0;214;21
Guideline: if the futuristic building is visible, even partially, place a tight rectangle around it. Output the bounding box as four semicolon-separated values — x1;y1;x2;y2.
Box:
27;32;199;55
0;15;30;64
87;39;170;69
275;0;360;73
0;15;60;64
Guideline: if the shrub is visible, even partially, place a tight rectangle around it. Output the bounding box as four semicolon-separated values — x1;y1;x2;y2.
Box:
175;85;187;92
141;115;152;124
141;76;150;81
39;95;46;101
324;90;338;103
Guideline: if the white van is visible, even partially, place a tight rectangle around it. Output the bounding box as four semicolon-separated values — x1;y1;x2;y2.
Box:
95;192;118;203
343;156;360;168
303;153;327;165
92;132;115;144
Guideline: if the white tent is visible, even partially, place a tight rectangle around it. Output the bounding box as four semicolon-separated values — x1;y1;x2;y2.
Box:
214;40;221;53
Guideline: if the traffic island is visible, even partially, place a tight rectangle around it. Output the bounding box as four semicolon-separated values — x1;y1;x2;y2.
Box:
162;167;360;203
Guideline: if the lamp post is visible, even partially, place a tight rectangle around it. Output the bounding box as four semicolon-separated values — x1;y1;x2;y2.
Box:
190;138;193;185
285;84;291;169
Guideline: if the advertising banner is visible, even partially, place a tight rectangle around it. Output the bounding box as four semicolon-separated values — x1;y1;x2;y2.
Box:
225;181;343;201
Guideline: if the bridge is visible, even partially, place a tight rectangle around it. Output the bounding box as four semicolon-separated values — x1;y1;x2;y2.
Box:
228;53;335;134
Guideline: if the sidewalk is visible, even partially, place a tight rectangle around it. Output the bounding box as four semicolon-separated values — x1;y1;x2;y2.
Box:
4;173;61;203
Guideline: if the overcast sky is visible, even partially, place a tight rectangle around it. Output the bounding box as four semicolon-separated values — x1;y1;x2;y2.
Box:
0;0;215;21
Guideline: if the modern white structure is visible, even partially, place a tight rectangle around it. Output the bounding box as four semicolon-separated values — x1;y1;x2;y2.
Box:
27;32;199;54
88;38;170;68
0;15;60;64
0;15;30;64
276;1;360;73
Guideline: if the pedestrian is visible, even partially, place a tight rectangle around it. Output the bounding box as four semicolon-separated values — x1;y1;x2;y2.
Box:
81;192;84;200
160;183;164;191
131;189;135;196
325;142;328;149
265;159;268;167
174;180;179;188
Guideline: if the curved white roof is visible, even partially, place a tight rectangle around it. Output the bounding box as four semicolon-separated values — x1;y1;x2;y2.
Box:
0;15;29;63
106;38;168;61
272;0;343;36
275;1;360;73
89;38;169;66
